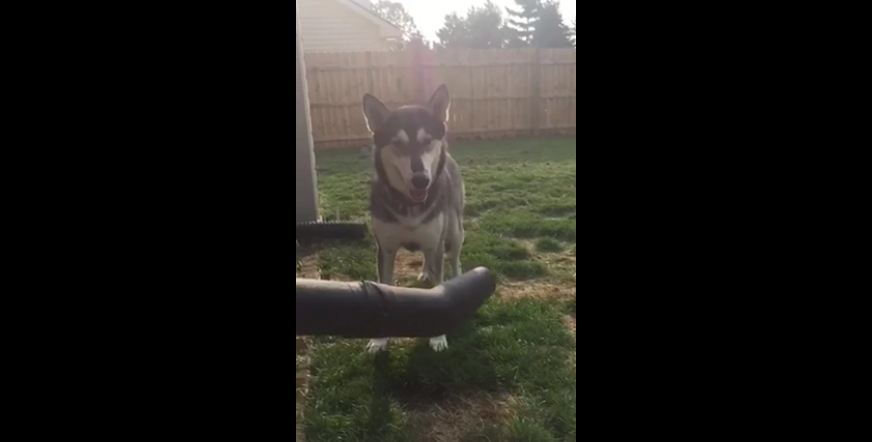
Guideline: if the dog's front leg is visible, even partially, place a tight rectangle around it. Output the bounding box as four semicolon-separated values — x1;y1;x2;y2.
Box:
368;243;397;353
376;243;397;285
424;243;449;352
421;243;445;287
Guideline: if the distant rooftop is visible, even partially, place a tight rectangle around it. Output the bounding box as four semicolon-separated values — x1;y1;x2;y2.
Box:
351;0;374;10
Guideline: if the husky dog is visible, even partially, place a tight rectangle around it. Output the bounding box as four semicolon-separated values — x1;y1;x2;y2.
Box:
362;85;465;353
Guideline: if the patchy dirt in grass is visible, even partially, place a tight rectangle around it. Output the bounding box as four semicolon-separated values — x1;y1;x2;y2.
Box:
394;250;425;285
405;392;517;442
297;258;321;280
296;247;321;280
542;251;576;267
498;280;576;301
563;314;576;337
540;251;577;279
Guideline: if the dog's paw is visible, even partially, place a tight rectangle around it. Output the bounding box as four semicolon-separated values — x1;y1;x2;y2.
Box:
366;338;389;353
429;335;448;352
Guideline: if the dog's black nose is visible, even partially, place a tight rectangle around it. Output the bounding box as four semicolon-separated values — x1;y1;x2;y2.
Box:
412;175;430;189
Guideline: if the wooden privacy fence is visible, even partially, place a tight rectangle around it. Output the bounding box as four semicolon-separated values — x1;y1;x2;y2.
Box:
304;47;576;149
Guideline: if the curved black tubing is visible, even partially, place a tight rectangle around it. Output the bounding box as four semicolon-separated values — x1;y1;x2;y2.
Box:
296;267;496;338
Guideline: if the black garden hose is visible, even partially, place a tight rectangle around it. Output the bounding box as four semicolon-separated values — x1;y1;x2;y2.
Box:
296;267;496;338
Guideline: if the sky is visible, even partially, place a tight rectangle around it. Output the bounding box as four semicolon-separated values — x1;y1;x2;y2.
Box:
392;0;576;43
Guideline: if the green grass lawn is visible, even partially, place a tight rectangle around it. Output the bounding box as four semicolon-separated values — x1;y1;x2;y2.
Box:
298;137;577;441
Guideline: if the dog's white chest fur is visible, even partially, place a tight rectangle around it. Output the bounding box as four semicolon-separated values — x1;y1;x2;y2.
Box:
372;213;445;252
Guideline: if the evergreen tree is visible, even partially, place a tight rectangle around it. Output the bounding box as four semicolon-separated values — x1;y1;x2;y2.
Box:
502;26;526;48
571;17;576;47
505;0;542;45
531;1;572;48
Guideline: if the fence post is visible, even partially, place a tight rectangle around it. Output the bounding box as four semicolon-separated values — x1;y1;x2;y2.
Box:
530;48;542;136
295;4;319;223
365;52;375;95
410;40;432;103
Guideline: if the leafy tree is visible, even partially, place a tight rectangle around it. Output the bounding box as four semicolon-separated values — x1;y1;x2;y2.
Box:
436;12;471;48
438;0;573;49
466;1;506;49
372;0;421;41
437;2;506;49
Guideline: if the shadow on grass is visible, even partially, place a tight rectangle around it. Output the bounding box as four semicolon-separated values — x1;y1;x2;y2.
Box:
365;352;394;439
304;298;575;441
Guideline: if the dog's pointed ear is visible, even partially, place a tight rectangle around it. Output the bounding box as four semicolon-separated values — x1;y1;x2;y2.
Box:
363;94;390;133
428;84;450;123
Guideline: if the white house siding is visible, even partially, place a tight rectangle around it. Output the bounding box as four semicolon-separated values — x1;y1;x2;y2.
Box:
298;0;400;53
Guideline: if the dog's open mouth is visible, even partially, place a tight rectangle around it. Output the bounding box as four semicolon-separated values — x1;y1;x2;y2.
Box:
409;188;428;203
